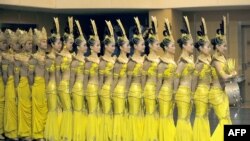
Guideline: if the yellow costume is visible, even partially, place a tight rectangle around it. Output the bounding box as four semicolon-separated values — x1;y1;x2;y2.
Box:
85;61;99;141
143;58;159;141
4;75;18;139
58;55;73;141
0;76;4;136
31;28;48;139
193;61;211;141
113;58;128;141
72;61;86;141
209;55;231;141
31;76;48;139
175;57;195;141
44;56;60;141
209;16;232;141
17;76;31;137
193;18;211;141
99;58;114;141
158;59;176;141
128;59;144;141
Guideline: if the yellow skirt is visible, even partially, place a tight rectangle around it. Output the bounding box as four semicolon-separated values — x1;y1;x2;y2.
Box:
86;83;99;141
128;83;143;141
175;86;193;141
193;85;210;141
209;87;231;141
32;77;48;139
17;77;31;138
158;85;175;141
58;80;72;141
143;83;158;141
112;85;127;141
72;81;86;141
99;84;113;141
44;80;60;141
4;76;17;139
0;77;4;135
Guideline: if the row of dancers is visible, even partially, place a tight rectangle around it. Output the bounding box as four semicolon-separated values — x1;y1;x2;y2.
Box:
0;16;237;141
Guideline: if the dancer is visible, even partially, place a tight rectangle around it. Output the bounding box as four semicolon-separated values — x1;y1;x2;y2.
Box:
44;17;62;141
192;17;212;141
127;17;145;141
84;19;101;141
174;16;194;141
209;16;237;141
157;18;176;141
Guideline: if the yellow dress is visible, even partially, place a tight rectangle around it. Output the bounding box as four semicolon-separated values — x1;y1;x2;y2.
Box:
4;72;18;139
142;59;159;141
31;76;48;139
209;55;231;141
158;59;177;141
0;75;5;135
17;76;31;137
72;61;86;141
128;59;144;141
175;57;195;141
58;56;72;141
193;60;211;141
112;59;128;141
85;61;99;141
44;59;60;141
99;59;114;141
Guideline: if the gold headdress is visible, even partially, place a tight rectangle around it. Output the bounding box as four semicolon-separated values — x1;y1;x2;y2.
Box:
63;17;74;40
148;16;159;40
18;28;33;45
51;17;60;38
180;16;192;40
216;16;227;43
197;17;209;42
0;29;6;42
33;27;47;45
89;19;100;41
163;18;174;42
104;20;115;43
116;19;128;42
5;29;18;44
75;20;86;43
133;17;143;40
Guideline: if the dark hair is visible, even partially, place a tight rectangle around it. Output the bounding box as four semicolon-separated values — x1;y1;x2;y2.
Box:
177;37;189;49
103;38;113;46
211;37;223;50
160;38;171;51
194;39;205;51
75;38;84;47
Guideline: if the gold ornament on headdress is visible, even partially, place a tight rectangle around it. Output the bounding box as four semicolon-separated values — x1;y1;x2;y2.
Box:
148;16;159;40
89;19;100;41
0;29;6;41
117;19;128;42
133;17;143;39
163;18;174;42
181;16;192;40
197;17;209;42
216;16;227;43
52;17;60;38
104;20;115;43
5;29;18;44
75;20;86;43
63;17;74;39
18;28;33;45
33;27;47;45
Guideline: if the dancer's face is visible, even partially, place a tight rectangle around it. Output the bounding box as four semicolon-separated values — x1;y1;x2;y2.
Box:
134;39;145;53
183;39;194;54
166;41;175;55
